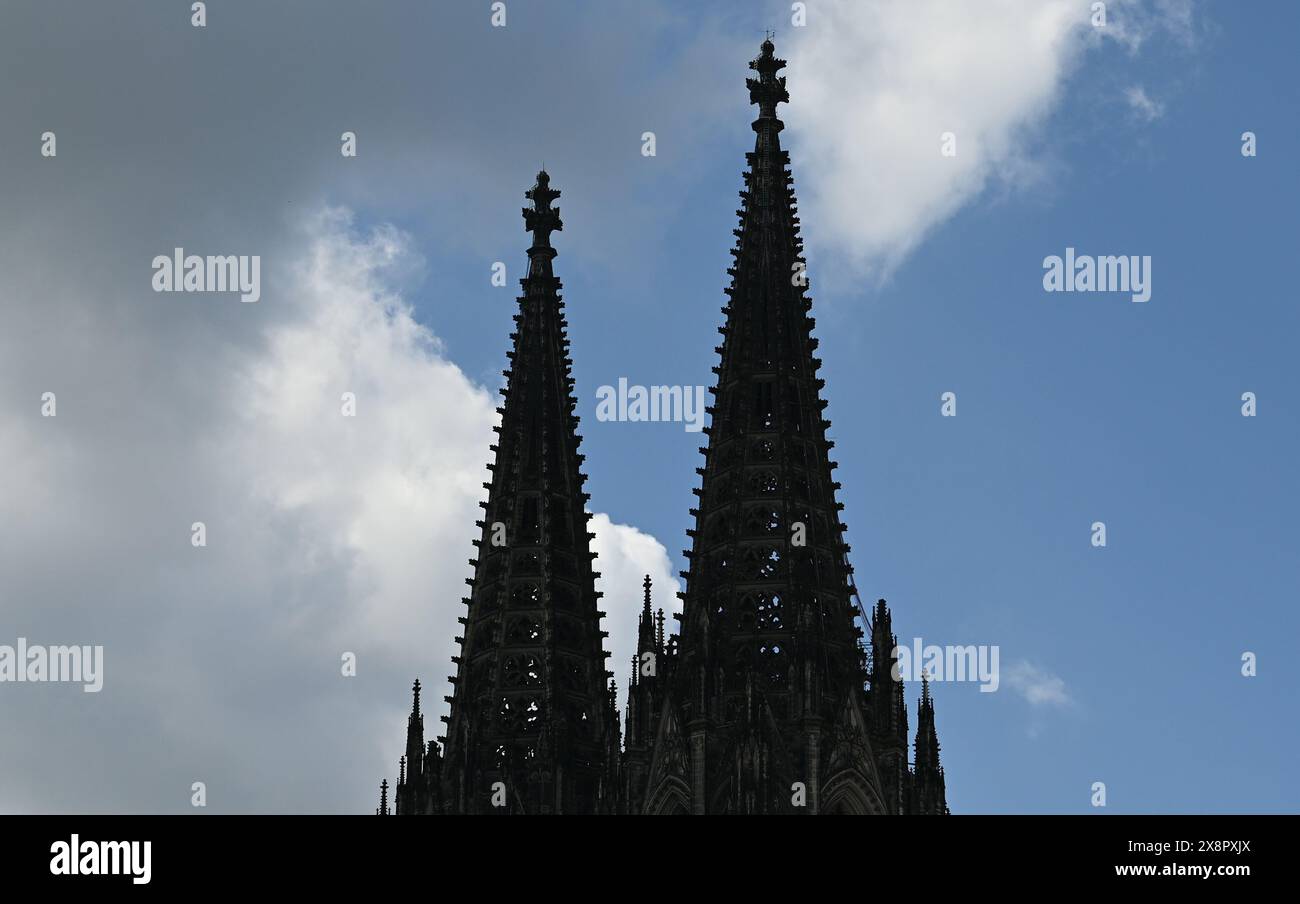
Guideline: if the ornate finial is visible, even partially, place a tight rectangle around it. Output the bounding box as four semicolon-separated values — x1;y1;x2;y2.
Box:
524;170;563;247
399;755;406;784
379;779;390;815
411;678;421;716
748;35;789;118
643;574;653;610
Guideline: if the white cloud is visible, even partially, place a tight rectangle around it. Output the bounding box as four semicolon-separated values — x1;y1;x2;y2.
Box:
228;209;496;664
590;512;683;701
1004;661;1072;707
0;209;673;813
1124;84;1165;121
784;0;1197;282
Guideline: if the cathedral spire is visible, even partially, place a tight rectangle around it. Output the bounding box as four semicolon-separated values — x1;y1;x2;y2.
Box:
434;170;614;815
395;677;438;814
622;572;666;813
404;679;424;781
911;676;948;815
915;677;940;770
637;574;655;653
870;599;910;813
640;36;870;815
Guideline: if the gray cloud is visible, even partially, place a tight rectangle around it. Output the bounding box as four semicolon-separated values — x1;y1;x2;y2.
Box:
0;0;725;813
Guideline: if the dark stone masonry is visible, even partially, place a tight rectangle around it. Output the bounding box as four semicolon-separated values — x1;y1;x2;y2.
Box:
380;38;947;816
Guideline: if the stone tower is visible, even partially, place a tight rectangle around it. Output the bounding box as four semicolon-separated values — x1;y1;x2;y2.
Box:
630;38;947;815
392;171;619;815
383;39;950;817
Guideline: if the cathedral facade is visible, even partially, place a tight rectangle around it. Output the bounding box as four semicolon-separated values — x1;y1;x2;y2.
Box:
381;38;948;816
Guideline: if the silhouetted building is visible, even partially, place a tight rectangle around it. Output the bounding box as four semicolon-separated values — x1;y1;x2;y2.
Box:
624;38;946;815
392;170;619;815
382;37;947;816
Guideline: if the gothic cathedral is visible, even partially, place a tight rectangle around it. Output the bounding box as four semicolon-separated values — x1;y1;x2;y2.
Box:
379;38;948;816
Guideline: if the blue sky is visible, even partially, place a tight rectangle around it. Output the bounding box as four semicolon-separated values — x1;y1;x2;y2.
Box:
1;0;1295;814
348;3;1299;813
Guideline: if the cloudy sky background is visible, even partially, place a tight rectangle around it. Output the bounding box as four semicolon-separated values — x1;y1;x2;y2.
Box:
1;0;1296;813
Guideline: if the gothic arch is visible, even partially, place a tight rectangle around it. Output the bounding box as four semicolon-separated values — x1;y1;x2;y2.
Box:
821;768;885;815
644;776;691;815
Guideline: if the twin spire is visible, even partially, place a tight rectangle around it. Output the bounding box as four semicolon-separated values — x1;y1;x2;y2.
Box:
402;156;613;814
380;36;949;817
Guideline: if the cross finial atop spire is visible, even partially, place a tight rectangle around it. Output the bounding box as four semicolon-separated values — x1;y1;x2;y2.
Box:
747;35;790;123
522;171;563;279
524;170;562;245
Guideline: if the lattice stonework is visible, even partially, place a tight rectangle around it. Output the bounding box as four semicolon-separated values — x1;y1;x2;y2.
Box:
384;39;948;818
391;172;618;816
628;38;949;816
